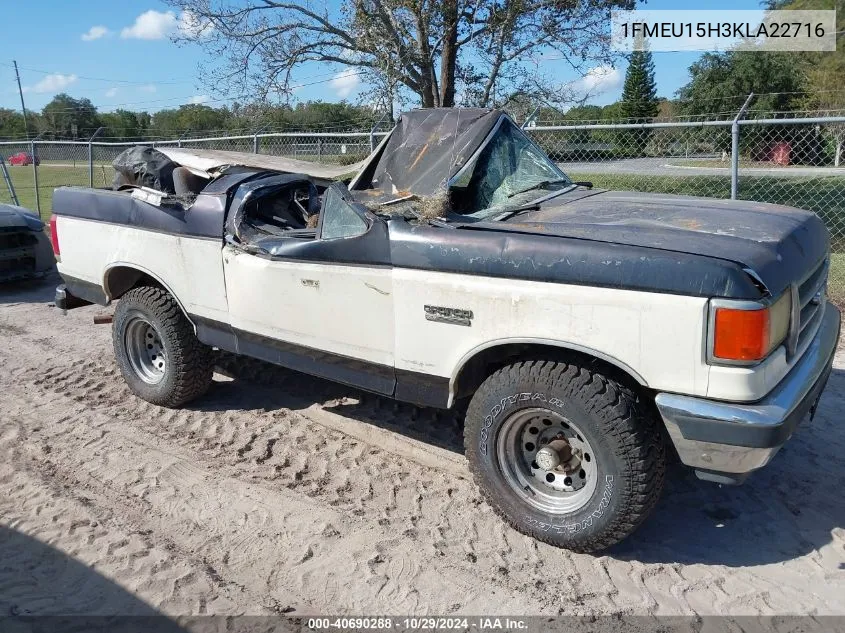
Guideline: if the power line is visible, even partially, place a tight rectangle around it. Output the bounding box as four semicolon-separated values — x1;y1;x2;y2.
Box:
0;62;197;87
2;61;367;96
2;72;369;115
2;61;361;86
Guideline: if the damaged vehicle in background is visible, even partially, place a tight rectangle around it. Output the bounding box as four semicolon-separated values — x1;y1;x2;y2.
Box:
0;204;54;282
49;108;841;552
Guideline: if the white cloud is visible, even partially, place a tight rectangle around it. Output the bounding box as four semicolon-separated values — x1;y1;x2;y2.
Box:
105;87;119;98
81;25;109;41
22;73;78;94
188;95;210;104
120;9;213;40
121;10;177;40
178;10;214;38
138;84;157;94
577;65;623;96
330;69;361;99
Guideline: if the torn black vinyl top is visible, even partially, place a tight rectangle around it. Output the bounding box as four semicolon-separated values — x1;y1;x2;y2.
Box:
370;108;500;197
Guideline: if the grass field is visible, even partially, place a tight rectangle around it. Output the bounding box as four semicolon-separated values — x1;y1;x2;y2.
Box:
3;164;843;304
3;164;112;216
566;171;845;223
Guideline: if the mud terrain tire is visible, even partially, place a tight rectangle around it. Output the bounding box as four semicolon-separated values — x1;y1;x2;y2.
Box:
464;359;665;552
113;285;213;407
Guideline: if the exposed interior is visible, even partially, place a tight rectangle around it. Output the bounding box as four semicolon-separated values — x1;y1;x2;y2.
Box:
172;167;210;196
112;146;213;199
235;180;319;240
108;109;578;254
447;118;570;216
225;181;374;255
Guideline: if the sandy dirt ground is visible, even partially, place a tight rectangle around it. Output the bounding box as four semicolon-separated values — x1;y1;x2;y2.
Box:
1;272;844;618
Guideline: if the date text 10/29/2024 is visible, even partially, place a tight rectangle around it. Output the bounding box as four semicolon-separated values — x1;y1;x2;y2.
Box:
307;617;529;631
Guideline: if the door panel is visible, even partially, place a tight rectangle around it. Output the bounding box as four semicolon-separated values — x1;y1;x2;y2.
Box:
222;181;396;394
223;245;394;367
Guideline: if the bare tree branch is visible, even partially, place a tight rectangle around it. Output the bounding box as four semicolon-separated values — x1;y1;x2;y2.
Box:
168;0;633;108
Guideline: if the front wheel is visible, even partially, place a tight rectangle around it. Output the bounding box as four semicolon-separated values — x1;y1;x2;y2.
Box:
113;286;213;407
464;359;665;552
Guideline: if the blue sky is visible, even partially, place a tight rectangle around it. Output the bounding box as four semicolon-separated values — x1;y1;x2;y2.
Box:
2;0;763;115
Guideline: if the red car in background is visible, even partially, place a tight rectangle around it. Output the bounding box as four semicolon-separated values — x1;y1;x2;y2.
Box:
8;151;40;166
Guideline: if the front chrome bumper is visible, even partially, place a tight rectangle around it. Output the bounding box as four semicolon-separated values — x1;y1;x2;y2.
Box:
656;303;841;484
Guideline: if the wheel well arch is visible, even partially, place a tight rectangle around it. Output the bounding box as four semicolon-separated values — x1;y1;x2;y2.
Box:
449;339;649;407
102;264;195;328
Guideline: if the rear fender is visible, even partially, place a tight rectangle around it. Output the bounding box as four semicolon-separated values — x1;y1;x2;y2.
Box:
103;263;196;329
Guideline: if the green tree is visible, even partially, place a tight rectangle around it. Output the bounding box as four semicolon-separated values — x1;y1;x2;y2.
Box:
100;109;144;141
136;112;152;137
677;50;804;155
0;108;27;139
620;50;658;121
563;105;604;122
761;0;844;165
560;104;604;147
677;51;802;116
286;101;374;130
773;0;845;111
599;102;625;120
41;94;102;138
150;105;229;137
619;50;658;154
656;98;675;120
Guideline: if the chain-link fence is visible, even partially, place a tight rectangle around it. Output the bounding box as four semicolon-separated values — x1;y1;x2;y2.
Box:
0;131;381;216
1;114;843;304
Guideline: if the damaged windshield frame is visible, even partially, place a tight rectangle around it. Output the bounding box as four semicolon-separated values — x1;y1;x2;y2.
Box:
446;115;573;219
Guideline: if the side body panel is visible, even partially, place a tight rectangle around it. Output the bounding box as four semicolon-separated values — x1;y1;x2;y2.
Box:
51;185;230;240
57;213;791;406
386;218;764;300
391;268;712;404
55;216;228;323
55;213;798;407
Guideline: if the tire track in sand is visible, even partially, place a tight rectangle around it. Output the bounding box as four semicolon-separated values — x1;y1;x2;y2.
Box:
2;300;845;615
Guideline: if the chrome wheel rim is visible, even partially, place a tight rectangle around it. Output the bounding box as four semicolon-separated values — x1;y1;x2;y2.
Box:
496;407;598;514
124;314;166;385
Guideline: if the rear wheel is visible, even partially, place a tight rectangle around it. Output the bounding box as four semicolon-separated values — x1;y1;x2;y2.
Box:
113;286;213;407
464;359;665;552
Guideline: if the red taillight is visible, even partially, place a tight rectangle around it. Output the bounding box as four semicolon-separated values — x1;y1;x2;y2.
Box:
49;215;60;259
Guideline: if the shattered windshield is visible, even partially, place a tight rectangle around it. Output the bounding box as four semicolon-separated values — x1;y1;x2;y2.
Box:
450;119;572;219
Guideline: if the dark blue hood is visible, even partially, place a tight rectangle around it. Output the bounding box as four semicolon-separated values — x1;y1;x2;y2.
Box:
506;189;829;297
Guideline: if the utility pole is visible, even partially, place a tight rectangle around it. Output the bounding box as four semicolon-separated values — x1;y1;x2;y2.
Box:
12;60;31;139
